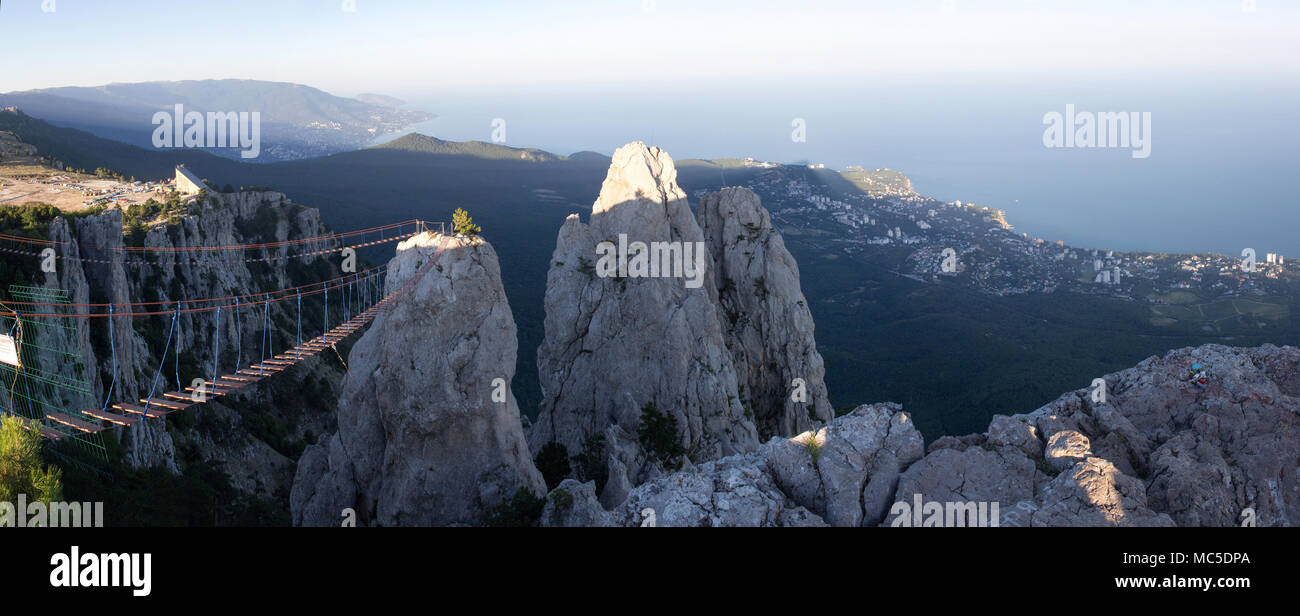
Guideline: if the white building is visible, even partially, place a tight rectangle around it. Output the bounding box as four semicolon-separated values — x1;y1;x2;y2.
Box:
174;165;205;196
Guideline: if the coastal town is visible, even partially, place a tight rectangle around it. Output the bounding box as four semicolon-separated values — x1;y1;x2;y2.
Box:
709;159;1295;325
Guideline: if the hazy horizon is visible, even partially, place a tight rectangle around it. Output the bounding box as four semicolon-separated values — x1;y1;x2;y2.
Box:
3;0;1298;257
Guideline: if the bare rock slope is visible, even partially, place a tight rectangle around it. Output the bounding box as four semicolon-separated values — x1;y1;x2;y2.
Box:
544;344;1299;526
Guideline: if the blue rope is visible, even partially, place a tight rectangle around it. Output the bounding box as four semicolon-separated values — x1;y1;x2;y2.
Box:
260;295;268;377
324;285;329;334
211;306;222;393
296;291;302;349
144;306;179;416
235;302;241;370
173;300;181;392
266;294;274;359
102;304;117;412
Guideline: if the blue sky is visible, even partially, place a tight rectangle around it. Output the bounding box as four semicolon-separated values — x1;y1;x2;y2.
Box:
2;0;1296;97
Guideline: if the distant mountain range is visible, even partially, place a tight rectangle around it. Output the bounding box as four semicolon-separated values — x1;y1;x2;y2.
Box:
0;79;433;162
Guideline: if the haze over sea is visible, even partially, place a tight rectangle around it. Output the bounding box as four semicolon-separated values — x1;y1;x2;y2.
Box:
4;1;1294;259
380;74;1300;261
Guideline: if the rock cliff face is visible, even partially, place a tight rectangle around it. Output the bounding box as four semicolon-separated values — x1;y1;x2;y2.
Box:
291;233;545;526
528;142;762;505
697;187;832;439
528;144;833;508
543;344;1300;526
10;189;339;488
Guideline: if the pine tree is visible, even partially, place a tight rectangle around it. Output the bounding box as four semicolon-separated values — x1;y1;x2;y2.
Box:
0;415;63;504
452;207;482;236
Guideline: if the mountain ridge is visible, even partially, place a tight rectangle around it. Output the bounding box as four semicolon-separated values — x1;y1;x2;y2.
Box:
0;80;433;162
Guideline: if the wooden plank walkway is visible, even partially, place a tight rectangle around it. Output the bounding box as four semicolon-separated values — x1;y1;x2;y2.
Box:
43;296;388;440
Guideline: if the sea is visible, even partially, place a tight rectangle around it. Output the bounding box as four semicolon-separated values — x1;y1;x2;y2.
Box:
377;74;1300;259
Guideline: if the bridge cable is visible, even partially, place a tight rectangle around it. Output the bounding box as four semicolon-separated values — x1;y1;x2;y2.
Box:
211;305;222;395
234;301;241;373
102;304;116;412
173;300;181;393
144;304;179;418
259;295;268;378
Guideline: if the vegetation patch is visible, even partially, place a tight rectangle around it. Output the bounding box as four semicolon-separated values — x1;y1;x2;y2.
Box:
638;402;685;470
483;488;544;527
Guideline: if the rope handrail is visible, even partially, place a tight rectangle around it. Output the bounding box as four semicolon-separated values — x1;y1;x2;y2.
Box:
0;220;425;252
0;231;421;267
0;267;389;318
107;219;425;253
1;263;390;309
0;232;64;246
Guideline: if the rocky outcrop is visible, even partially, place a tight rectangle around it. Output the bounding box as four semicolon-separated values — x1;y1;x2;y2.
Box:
10;190;333;475
529;142;760;504
546;403;916;526
291;233;545;526
765;403;924;526
698;186;832;439
540;479;613;527
543;344;1300;527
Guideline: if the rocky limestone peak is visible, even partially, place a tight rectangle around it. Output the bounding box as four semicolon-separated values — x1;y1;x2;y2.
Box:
591;142;682;217
291;232;545;526
697;186;833;439
529;142;760;507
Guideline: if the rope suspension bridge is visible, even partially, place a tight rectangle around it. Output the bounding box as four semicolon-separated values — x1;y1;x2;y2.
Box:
0;218;449;458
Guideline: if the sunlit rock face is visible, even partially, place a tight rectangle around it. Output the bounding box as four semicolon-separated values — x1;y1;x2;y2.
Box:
529;142;760;507
291;233;545;526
